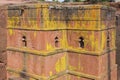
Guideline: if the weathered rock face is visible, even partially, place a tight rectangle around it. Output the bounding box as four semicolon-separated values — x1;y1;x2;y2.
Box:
0;5;7;80
5;2;117;80
0;1;117;80
109;2;120;80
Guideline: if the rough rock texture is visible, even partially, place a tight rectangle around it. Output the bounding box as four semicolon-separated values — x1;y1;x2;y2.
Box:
110;2;120;80
0;5;7;80
6;3;117;80
0;1;118;80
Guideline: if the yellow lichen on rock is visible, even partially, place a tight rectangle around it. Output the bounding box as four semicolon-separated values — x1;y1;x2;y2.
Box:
55;54;66;72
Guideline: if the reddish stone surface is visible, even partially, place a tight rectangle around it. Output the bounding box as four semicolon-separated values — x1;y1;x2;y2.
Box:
109;2;120;80
7;30;62;50
0;63;6;80
0;2;116;80
0;5;7;80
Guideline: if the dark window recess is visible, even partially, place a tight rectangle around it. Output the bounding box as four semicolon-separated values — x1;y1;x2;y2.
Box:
107;32;110;48
79;37;84;48
55;37;59;47
20;9;24;16
116;16;119;26
22;36;27;47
